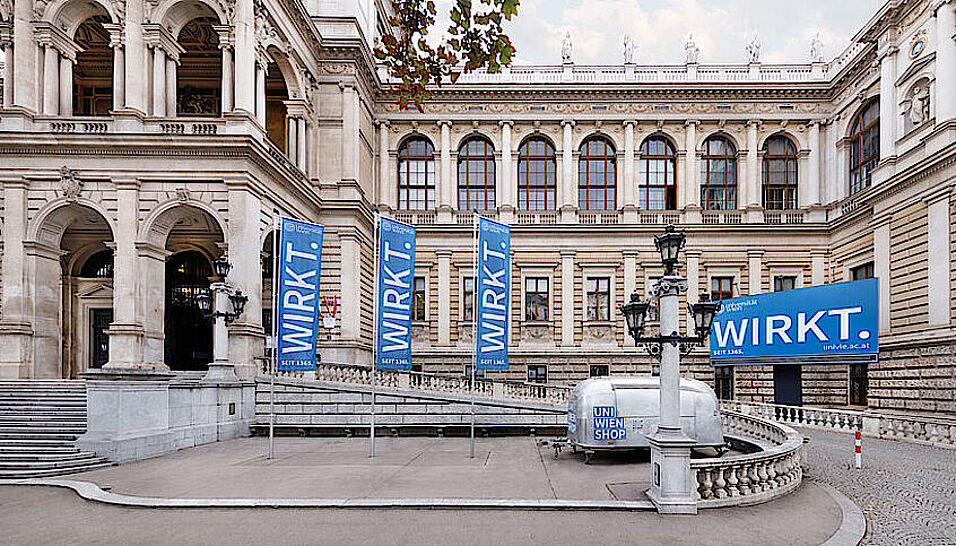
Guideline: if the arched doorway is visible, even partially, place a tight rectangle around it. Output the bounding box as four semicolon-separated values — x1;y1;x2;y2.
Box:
73;15;112;116
176;16;222;115
31;202;114;378
164;250;213;370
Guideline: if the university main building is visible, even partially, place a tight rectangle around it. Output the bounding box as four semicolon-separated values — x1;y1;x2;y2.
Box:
0;0;953;414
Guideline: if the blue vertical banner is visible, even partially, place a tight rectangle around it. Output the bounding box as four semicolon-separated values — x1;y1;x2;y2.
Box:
375;217;417;370
276;218;324;372
475;217;511;371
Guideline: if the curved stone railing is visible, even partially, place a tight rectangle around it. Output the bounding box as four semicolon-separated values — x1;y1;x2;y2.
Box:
263;362;571;407
692;410;804;508
721;400;956;449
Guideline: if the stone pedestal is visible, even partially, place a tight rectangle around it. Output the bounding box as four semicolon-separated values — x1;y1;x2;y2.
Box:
76;368;176;462
646;429;698;514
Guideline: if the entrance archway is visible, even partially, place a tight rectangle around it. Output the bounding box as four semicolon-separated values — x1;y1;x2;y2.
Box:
164;250;213;370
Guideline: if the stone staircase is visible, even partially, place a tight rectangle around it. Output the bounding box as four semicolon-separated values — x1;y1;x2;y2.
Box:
0;380;113;478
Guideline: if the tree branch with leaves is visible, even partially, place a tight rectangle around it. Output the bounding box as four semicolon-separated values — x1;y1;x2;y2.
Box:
375;0;519;111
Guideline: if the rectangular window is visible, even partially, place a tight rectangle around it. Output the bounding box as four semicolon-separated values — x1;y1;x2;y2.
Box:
412;276;426;321
851;262;874;281
527;365;548;384
586;277;611;321
462;276;475;321
589;364;609;378
711;276;734;301
849;363;868;406
714;366;734;400
525;277;549;321
464;364;485;379
773;275;796;292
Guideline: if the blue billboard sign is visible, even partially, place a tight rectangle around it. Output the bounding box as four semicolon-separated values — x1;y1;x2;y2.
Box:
710;279;879;364
275;218;324;372
375;217;417;371
474;217;511;371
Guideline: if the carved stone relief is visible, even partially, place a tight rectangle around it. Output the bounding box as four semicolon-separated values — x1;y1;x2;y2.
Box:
411;323;430;348
520;322;555;347
582;322;617;347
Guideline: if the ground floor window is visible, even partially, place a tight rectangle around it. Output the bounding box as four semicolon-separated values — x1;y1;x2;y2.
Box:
464;365;485;380
589;364;609;377
413;276;426;321
586;277;610;321
462;276;475;321
851;262;874;281
849;363;868;406
711;276;734;301
714;366;734;400
525;277;549;321
773;275;796;292
527;365;547;383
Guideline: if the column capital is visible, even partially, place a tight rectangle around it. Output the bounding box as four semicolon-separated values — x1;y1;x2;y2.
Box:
747;249;765;258
747;119;761;128
684;120;699;128
498;120;514;128
436;249;453;258
375;119;391;129
561;119;575;128
559;249;576;257
623;120;637;129
113;177;142;189
437;120;453;128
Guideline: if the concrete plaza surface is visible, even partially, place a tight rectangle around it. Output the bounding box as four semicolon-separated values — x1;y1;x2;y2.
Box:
58;436;723;502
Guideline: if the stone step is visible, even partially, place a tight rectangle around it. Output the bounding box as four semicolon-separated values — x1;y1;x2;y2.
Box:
0;401;87;409
0;445;81;454
0;462;114;479
0;431;81;441
0;396;86;402
0;416;87;424
0;410;87;418
0;452;104;465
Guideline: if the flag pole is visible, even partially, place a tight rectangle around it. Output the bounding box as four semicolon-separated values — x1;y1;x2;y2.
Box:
269;212;279;460
370;213;380;458
470;214;479;459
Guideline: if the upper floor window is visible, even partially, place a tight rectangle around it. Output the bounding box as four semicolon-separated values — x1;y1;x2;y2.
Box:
518;138;556;211
711;276;735;301
525;277;549;321
849;100;879;195
762;136;798;210
700;136;738;210
398;137;436;210
638;136;677;210
586;277;611;321
851;262;874;281
461;275;475;322
773;275;796;292
578;137;616;210
458;137;496;211
412;276;427;321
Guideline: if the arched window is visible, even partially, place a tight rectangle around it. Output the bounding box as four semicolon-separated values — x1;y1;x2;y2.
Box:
700;136;738;210
849;100;879;195
638;136;677;210
398;137;436;210
517;137;557;210
80;250;114;278
578;136;616;210
458;137;496;211
177;17;223;116
762;136;798;210
73;17;113;116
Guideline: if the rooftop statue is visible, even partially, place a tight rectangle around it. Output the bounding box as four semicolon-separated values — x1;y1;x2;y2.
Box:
623;33;636;64
561;31;573;63
746;32;761;63
809;33;825;63
685;33;699;64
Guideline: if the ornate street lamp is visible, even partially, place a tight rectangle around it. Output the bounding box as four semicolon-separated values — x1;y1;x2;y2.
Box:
195;290;212;314
653;225;686;276
690;293;722;340
228;290;249;324
199;256;247;383
213;256;233;280
620;293;650;340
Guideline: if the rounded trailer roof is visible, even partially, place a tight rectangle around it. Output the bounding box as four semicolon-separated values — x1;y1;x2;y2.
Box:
571;376;716;396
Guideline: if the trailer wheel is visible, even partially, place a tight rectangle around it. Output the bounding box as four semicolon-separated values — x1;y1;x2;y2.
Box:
584;450;594;465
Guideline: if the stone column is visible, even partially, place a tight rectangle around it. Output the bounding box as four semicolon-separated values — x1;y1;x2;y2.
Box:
58;55;73;116
560;120;575;222
437;250;451;345
685;250;700;323
623;121;637;221
745;120;761;220
878;47;897;163
927;191;952;325
286;114;297;163
255;59;266;127
378;121;391;208
810;250;826;286
340;84;359;185
110;43;125;111
220;46;234;113
873;220;891;332
499;121;514;223
623;251;638;347
165;56;177;117
438;120;453;222
806;121;821;206
339;229;362;342
123;0;146;113
137;242;170;367
232;0;255;116
226;183;263;380
748;250;763;295
152;47;166;117
297;117;307;170
2;40;14;108
42;45;59;115
106;179;145;369
561;250;575;346
0;180;30;378
936;2;956;123
683;121;699;222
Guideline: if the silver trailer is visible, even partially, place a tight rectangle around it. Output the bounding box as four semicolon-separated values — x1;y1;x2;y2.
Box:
567;376;725;454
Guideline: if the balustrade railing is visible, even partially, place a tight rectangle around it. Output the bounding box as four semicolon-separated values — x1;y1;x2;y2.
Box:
702;211;743;225
265;361;572;407
721;400;956;448
692;410;804;507
764;211;805;224
515;211;558;225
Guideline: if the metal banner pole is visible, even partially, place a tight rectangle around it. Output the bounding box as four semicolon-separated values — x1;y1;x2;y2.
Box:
268;212;279;459
370;213;380;458
470;215;479;459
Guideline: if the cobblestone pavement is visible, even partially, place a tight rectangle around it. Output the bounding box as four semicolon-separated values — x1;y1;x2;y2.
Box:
800;427;956;545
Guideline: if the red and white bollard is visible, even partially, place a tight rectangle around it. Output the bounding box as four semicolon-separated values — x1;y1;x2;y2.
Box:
854;430;862;469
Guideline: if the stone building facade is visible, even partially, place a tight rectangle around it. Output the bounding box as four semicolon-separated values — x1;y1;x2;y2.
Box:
0;0;953;413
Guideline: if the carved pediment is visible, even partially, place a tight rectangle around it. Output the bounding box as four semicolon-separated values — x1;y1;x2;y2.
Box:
76;283;114;300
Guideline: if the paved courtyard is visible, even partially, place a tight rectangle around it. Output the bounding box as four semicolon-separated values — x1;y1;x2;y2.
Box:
798;428;956;546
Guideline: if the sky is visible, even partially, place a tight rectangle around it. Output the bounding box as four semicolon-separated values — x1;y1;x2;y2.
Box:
434;0;885;65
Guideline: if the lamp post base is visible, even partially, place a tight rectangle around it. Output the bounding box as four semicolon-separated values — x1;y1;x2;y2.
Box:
646;429;698;514
202;361;240;383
